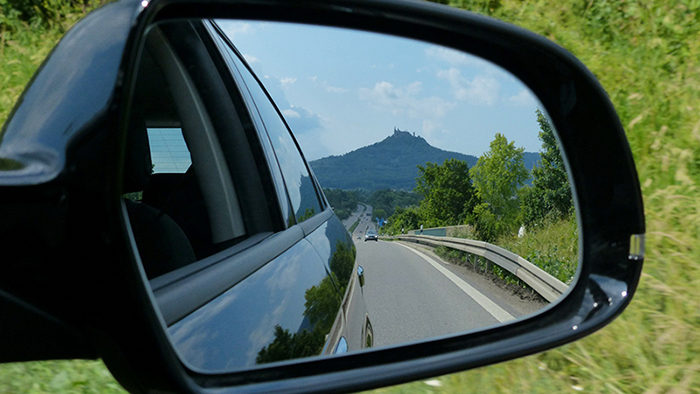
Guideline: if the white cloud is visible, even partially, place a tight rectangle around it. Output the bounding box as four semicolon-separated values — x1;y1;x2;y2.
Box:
242;54;260;65
308;77;348;93
282;105;323;137
358;81;455;119
426;46;518;83
437;68;500;105
508;89;536;107
324;84;349;93
426;46;488;68
282;109;301;118
220;22;251;40
279;77;297;87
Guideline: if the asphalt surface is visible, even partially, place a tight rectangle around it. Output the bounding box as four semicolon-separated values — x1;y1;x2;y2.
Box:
344;205;545;347
342;203;367;230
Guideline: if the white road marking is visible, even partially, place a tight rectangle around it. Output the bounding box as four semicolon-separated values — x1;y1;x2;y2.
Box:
394;242;514;323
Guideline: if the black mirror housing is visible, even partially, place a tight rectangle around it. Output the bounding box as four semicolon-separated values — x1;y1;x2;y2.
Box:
0;1;644;393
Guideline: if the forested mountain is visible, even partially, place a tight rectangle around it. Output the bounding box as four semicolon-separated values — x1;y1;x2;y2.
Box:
310;129;477;190
310;129;540;191
522;151;542;186
523;152;541;172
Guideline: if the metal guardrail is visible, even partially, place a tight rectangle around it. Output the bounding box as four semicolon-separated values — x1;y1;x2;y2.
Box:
391;234;568;303
406;225;470;237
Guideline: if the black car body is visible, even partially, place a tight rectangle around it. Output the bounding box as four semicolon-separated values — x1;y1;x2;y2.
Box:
0;15;372;372
133;20;374;369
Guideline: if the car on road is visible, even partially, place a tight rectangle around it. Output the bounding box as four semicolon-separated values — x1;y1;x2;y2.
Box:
365;229;379;242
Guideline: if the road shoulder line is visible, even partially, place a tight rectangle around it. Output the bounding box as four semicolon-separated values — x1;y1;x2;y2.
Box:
394;242;514;323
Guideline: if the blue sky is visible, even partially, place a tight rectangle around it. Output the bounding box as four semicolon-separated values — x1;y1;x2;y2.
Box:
219;20;545;161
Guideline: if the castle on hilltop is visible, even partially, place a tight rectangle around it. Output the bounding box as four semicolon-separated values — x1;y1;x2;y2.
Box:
393;127;416;137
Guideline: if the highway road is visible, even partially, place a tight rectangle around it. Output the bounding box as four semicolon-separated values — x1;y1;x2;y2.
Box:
344;204;544;347
345;204;374;238
342;204;367;230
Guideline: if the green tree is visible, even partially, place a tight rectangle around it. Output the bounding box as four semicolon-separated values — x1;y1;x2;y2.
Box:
521;110;573;227
373;208;387;220
329;241;356;293
323;188;359;220
258;242;354;365
303;276;341;335
414;158;478;227
385;205;421;235
256;325;325;365
469;133;528;240
368;189;422;217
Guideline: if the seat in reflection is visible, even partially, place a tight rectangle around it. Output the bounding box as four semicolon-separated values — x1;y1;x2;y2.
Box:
123;114;196;279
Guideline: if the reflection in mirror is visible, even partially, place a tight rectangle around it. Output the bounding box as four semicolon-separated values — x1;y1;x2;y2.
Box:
125;18;577;373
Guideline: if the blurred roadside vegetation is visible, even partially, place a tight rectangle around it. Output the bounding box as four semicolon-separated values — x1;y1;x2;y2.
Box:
0;0;111;124
1;0;699;393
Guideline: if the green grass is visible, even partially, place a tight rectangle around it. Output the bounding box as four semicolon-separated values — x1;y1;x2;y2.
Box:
2;0;700;393
0;360;125;394
497;217;578;284
434;245;524;287
0;23;62;126
349;217;362;233
434;217;577;287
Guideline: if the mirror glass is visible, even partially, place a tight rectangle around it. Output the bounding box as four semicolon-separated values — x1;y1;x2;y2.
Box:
125;19;578;373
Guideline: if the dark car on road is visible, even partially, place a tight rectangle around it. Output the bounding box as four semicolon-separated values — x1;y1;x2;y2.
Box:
365;229;379;242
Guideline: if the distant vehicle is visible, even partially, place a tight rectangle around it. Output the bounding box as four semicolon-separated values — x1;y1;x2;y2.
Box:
365;230;378;242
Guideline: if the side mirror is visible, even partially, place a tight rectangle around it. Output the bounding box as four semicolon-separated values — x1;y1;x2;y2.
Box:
0;0;644;393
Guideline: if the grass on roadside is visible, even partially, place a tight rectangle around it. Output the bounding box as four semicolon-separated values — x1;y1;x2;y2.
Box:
434;245;523;287
434;216;577;290
497;217;578;285
0;360;126;394
349;218;362;233
2;0;700;393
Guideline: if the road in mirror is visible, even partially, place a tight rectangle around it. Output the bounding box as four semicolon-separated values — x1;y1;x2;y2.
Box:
129;19;578;373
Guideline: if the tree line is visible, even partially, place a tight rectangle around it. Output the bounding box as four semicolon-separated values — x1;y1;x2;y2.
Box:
256;241;355;364
323;188;421;221
386;110;572;241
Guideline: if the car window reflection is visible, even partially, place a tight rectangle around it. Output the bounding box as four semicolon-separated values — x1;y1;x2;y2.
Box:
225;50;323;225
